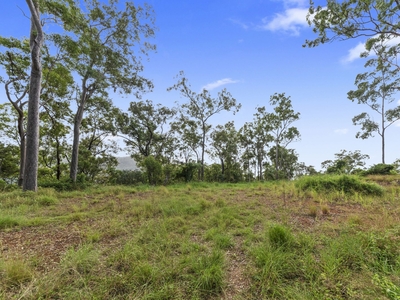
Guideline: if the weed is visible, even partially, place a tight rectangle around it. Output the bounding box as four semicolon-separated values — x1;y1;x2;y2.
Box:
188;250;225;295
0;216;19;229
296;174;384;196
0;259;33;287
215;198;226;207
268;224;294;250
36;195;58;206
308;205;318;218
61;244;100;275
321;205;329;215
373;274;400;300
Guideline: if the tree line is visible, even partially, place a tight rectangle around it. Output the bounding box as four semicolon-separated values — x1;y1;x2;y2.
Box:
1;0;400;190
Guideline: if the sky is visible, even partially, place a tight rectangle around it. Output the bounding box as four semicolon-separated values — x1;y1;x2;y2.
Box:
1;0;399;170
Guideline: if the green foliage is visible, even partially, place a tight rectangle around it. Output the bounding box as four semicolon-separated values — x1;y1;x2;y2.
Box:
268;224;294;250
177;162;199;183
142;156;162;185
364;164;396;175
305;0;400;50
0;259;33;288
38;175;89;191
112;169;145;185
322;149;370;174
295;174;384;196
373;274;400;300
0;216;19;229
118;100;176;161
187;250;225;295
0;142;19;183
169;71;241;180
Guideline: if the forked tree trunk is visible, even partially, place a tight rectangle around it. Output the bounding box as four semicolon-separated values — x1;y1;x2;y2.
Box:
23;0;43;191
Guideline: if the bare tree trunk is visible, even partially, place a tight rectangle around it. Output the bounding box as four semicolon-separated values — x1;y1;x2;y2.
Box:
19;134;26;187
70;102;85;182
70;82;92;183
275;141;279;180
23;0;43;192
382;128;385;164
201;128;205;181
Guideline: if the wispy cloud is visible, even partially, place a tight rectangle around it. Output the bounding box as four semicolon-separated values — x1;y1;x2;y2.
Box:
230;0;309;35
202;78;239;91
334;129;348;135
260;7;309;35
229;18;250;30
342;36;400;63
342;42;367;63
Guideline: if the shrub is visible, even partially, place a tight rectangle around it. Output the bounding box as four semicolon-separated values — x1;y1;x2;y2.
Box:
113;170;144;185
364;164;396;175
295;174;384;196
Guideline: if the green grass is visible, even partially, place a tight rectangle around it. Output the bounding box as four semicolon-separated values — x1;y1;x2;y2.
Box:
0;179;399;299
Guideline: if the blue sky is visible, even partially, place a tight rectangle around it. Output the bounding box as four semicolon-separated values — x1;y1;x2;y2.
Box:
1;0;399;169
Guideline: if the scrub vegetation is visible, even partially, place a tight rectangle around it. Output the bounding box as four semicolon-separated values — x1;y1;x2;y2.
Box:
0;175;399;299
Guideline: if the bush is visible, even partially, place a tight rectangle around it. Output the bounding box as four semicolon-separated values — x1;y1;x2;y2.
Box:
38;175;89;191
113;170;144;185
364;164;396;175
295;174;384;196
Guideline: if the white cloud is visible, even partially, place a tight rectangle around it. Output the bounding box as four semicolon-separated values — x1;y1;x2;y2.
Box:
334;129;348;135
260;8;309;35
342;42;368;63
397;99;400;105
202;78;239;91
282;0;307;8
342;36;400;63
229;18;249;30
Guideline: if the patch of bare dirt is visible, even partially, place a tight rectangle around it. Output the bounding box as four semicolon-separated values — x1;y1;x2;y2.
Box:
0;223;82;272
223;238;251;300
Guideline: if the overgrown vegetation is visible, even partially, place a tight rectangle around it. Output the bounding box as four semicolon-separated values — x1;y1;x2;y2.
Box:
0;178;399;299
295;174;385;196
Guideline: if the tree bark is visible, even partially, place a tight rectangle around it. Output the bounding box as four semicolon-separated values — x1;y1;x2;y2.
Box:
70;100;85;182
23;0;43;191
70;81;92;182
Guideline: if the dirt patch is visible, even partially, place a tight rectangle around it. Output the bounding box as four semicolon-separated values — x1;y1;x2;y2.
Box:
223;237;251;300
0;224;82;272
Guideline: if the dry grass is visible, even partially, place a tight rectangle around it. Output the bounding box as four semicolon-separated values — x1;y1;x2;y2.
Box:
0;179;399;299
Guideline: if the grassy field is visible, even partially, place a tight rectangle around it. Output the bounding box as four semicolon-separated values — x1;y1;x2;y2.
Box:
0;176;399;299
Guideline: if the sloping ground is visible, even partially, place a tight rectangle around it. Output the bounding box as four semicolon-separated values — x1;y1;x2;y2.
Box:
0;182;399;299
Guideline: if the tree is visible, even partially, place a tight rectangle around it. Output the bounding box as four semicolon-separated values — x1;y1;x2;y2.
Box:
171;115;202;164
348;41;400;164
209;121;240;181
260;93;300;180
239;120;271;181
118;100;176;163
0;142;19;183
321;149;370;174
305;0;400;53
24;0;44;191
0;37;30;187
76;97;120;182
266;146;299;180
49;0;156;183
168;72;241;180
